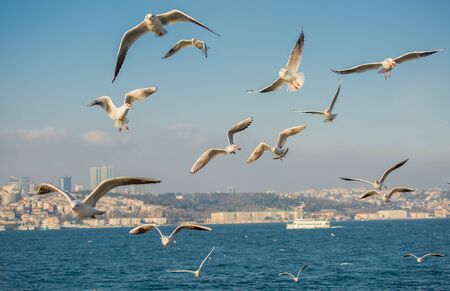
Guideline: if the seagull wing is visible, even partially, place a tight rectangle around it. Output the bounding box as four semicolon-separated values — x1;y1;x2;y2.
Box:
340;177;373;186
167;270;196;274
359;190;381;200
247;142;271;163
83;177;161;206
129;223;163;237
190;149;227;174
393;49;443;64
124;87;157;105
298;264;309;276
198;246;215;271
279;272;296;281
169;223;212;239
403;253;418;259
247;78;285;94
227;117;253;145
162;40;194;59
387;187;415;199
0;185;15;195
332;62;382;74
302;110;325;115
327;82;341;112
113;21;149;82
379;159;409;184
157;10;220;36
276;125;306;148
422;253;445;259
88;96;117;120
286;30;305;73
35;183;76;204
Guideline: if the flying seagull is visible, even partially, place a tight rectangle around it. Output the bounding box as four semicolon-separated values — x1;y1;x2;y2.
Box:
35;177;161;219
162;38;208;59
403;253;444;264
247;125;306;163
88;87;157;132
294;81;341;123
113;9;220;82
167;247;215;278
332;49;443;80
248;30;305;93
129;223;212;247
340;159;409;189
279;265;308;282
0;185;15;195
190;117;253;174
359;186;415;203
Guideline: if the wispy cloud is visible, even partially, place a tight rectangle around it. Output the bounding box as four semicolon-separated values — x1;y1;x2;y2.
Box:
82;130;114;145
7;127;67;142
166;123;208;145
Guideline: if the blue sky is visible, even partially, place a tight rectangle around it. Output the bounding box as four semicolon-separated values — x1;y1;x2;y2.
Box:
1;0;450;193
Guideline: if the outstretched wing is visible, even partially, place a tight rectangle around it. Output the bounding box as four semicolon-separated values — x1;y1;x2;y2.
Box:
169;223;212;239
422;253;445;259
124;87;157;105
198;246;215;271
387;187;415;199
393;49;442;65
331;62;382;74
327;82;341;112
340;177;373;186
113;21;149;82
247;143;271;163
379;159;409;184
403;253;418;259
301;110;325;115
83;177;161;206
162;40;194;59
129;223;163;237
286;30;305;73
157;10;220;36
298;264;309;276
88;96;117;120
359;190;381;200
167;270;196;274
276;125;306;148
35;183;76;204
227;117;253;145
190;149;227;174
279;272;296;281
247;78;285;94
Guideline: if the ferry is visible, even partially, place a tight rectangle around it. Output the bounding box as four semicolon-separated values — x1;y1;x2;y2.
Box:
286;218;331;229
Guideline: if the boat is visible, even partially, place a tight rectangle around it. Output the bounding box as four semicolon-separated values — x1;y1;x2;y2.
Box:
286;218;331;229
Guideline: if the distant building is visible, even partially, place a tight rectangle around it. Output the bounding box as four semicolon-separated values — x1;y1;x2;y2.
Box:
225;186;236;194
90;166;113;190
9;176;21;193
209;210;295;224
22;176;31;194
377;210;407;220
59;176;72;192
74;184;84;192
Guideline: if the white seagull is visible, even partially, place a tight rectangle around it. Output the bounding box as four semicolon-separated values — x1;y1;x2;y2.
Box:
332;49;443;80
35;177;161;219
340;159;409;190
167;247;215;278
248;30;305;93
294;81;341;123
190;117;253;174
88;87;157;132
403;253;444;264
129;223;212;247
247;125;306;163
162;38;208;59
279;265;308;282
359;186;416;203
0;185;15;195
113;9;220;82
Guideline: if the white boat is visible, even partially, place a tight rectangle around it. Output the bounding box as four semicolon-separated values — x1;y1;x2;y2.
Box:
286;218;331;229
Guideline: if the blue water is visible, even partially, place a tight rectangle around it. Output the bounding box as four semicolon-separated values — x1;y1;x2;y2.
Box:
0;219;449;290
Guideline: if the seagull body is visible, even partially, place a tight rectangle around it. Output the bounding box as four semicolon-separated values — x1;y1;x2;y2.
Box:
279;265;308;283
295;82;341;123
88;87;157;132
168;247;215;278
403;253;444;264
247;125;306;163
359;186;416;203
129;223;212;247
163;38;207;59
190;117;253;173
113;10;219;82
35;177;161;219
340;159;409;189
332;49;442;80
248;31;305;93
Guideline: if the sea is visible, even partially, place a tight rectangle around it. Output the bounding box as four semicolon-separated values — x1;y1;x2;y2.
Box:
0;219;449;290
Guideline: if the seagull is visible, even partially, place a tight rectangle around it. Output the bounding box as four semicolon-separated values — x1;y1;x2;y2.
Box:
247;125;306;163
340;159;409;189
294;81;341;123
35;177;161;219
88;87;157;132
359;186;416;203
0;185;15;195
167;247;215;278
190;117;253;174
247;30;305;93
162;38;208;59
129;223;212;247
279;265;308;282
403;253;444;264
113;9;220;82
332;49;443;80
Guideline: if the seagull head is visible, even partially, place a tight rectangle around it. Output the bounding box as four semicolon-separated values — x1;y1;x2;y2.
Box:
162;236;170;247
226;144;240;154
145;13;156;23
387;58;396;68
71;201;82;211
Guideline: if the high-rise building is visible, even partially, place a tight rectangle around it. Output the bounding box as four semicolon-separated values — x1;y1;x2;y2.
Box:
9;176;21;192
90;166;113;190
59;176;72;192
22;176;31;194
